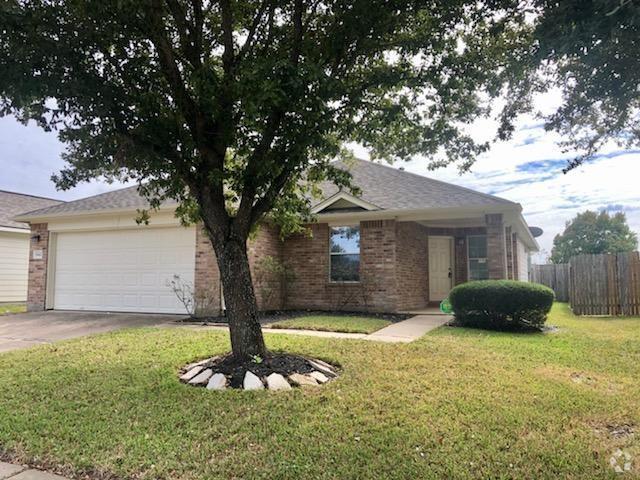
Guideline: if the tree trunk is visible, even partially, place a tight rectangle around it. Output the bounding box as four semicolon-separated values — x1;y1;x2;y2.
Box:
215;236;267;361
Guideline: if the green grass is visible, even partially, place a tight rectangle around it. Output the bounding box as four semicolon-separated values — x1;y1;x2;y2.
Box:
0;304;25;315
269;315;391;334
0;303;638;479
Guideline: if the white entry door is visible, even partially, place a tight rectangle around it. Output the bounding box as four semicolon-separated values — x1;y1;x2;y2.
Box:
53;227;195;314
428;236;453;301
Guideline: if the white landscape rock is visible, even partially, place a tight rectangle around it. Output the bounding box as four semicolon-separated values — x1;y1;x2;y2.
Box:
308;371;329;384
610;449;633;474
289;373;319;387
308;359;337;377
189;368;214;385
206;373;227;390
180;366;204;382
183;358;211;371
243;371;264;390
266;373;292;391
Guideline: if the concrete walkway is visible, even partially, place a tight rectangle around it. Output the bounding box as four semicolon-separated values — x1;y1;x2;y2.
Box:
175;314;450;343
365;314;450;343
0;461;69;480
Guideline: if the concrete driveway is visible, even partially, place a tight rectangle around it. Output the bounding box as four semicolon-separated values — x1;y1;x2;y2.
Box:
0;311;185;353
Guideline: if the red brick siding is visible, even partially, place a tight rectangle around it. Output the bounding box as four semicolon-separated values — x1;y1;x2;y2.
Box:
194;227;223;316
26;223;49;312
396;222;429;310
282;221;399;312
194;223;284;314
248;224;285;311
358;220;398;311
485;213;507;279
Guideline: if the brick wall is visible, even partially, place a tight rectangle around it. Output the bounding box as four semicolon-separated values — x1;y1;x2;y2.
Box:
485;213;507;279
194;227;223;316
194;223;285;314
26;223;49;312
396;221;429;310
282;220;399;312
248;224;285;311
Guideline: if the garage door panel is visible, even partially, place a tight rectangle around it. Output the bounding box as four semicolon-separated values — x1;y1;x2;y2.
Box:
53;227;195;314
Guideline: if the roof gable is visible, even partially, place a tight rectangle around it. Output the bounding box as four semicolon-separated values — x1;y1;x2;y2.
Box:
311;191;380;214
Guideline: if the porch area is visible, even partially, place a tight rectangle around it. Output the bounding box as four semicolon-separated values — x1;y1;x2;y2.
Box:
280;211;528;314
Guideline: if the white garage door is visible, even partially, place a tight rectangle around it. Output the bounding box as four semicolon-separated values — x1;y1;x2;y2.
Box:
53;227;196;314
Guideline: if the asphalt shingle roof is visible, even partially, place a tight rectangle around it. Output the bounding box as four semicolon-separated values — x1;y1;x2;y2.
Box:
318;158;516;210
15;159;516;220
0;191;63;230
15;185;177;219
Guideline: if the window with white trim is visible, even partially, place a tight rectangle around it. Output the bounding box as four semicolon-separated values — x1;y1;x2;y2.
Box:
468;235;489;281
330;226;360;282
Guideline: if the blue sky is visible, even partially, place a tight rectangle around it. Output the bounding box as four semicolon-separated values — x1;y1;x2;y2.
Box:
1;98;638;263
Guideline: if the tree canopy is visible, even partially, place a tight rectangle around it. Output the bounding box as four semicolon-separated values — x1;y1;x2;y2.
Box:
550;210;638;264
521;0;640;170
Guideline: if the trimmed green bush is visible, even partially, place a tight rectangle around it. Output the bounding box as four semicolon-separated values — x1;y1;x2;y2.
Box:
448;280;555;331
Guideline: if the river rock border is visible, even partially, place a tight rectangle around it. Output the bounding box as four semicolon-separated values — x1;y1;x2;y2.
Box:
178;356;339;391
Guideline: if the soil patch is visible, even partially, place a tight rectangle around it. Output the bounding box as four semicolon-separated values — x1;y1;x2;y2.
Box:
180;352;340;390
175;310;410;325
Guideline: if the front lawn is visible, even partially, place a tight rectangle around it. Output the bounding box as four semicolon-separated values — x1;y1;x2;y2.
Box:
268;314;391;334
0;304;25;315
0;303;638;479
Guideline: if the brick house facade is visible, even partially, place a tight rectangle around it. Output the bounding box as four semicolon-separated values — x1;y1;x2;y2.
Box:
18;159;538;315
184;212;521;315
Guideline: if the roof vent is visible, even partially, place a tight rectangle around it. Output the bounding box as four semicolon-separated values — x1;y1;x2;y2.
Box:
398;167;405;171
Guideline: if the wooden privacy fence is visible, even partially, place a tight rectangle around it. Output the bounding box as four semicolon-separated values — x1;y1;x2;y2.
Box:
529;264;570;302
569;252;640;316
531;252;640;315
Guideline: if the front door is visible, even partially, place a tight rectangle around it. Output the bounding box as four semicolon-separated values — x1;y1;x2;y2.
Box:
428;236;453;301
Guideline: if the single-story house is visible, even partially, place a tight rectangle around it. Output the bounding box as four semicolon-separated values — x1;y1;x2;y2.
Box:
0;191;62;303
14;159;539;315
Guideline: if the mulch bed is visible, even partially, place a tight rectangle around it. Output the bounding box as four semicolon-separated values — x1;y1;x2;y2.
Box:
175;310;411;325
201;352;323;388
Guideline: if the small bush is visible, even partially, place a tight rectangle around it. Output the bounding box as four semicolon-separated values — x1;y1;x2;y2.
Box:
448;280;555;331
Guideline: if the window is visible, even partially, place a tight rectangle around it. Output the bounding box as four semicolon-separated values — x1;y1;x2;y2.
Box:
330;226;360;282
468;235;489;281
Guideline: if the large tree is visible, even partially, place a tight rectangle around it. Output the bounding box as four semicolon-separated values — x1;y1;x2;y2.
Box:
550;210;638;264
0;1;534;359
509;0;640;171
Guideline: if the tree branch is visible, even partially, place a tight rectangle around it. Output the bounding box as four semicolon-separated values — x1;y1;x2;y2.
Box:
164;0;201;67
237;0;269;62
220;0;235;75
234;0;306;234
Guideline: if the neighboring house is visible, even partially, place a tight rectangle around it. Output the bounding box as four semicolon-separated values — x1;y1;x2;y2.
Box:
0;191;62;303
14;159;539;315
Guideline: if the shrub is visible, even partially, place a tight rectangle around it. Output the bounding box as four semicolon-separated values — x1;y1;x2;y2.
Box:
448;280;555;331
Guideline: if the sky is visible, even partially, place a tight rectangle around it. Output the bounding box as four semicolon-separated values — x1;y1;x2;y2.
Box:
1;95;639;263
